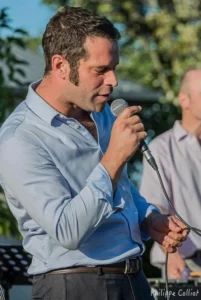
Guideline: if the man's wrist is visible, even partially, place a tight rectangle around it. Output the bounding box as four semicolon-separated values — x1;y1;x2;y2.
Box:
100;154;125;189
140;210;161;233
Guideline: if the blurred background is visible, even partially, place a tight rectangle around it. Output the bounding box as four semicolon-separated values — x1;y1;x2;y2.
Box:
1;0;201;299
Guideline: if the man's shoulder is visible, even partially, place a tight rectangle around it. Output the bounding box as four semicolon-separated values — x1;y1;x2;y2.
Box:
149;127;174;153
151;128;173;144
0;101;29;145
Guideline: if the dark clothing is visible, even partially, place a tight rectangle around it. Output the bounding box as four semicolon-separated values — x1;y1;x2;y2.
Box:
32;270;154;300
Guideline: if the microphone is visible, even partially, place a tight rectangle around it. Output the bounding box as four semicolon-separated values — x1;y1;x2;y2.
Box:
110;99;158;170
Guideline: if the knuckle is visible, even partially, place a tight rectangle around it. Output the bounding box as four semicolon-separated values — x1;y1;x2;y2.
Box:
123;124;133;135
168;231;174;238
132;132;138;140
126;107;132;113
120;120;128;129
136;123;143;130
127;107;137;116
127;127;133;134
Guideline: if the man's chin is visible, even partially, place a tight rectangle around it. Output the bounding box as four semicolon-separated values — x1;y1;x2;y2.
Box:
94;103;106;112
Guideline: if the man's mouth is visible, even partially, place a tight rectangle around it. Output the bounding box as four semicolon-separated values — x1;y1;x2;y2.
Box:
99;89;113;98
99;92;112;98
101;94;110;97
97;94;111;102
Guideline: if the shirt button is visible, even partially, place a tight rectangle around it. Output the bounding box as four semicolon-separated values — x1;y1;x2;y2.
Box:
74;124;81;129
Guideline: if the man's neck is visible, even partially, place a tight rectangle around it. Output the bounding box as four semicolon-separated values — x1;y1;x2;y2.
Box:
35;78;89;120
181;119;201;142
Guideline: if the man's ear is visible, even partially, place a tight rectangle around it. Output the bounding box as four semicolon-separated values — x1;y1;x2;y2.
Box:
51;55;68;79
179;92;190;109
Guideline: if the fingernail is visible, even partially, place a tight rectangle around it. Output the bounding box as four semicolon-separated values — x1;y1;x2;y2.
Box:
181;227;189;232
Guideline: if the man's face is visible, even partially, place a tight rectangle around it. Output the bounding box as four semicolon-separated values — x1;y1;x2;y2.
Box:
188;77;201;121
66;36;119;112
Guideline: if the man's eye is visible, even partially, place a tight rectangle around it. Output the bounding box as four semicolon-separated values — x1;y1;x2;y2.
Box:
96;69;105;74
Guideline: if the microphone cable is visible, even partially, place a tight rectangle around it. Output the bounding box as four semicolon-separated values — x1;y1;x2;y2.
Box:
146;157;201;300
110;98;201;298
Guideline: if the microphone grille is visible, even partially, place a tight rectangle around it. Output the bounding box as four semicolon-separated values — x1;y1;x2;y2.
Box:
110;99;128;117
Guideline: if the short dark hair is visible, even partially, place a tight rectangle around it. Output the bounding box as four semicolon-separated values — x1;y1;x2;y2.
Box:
42;6;121;85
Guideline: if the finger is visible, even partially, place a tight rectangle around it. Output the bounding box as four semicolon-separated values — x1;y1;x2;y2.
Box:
168;231;187;242
136;131;147;141
126;115;141;125
163;243;177;253
118;106;142;119
131;123;145;133
168;269;181;279
167;215;188;233
181;227;190;238
169;216;189;231
164;235;182;248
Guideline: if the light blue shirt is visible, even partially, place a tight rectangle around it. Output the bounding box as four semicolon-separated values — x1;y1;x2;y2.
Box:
0;81;157;275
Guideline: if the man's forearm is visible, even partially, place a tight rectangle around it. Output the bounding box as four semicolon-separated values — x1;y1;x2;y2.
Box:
140;210;161;234
101;153;125;190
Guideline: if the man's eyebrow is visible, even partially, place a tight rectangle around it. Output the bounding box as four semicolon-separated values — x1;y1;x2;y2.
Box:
94;63;119;69
94;66;108;70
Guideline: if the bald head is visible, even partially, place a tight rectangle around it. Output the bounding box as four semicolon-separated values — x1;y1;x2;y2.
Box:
179;69;201;127
180;69;201;96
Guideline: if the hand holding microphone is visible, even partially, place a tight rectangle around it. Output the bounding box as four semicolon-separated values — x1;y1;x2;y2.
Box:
109;104;146;162
101;100;149;188
110;99;158;170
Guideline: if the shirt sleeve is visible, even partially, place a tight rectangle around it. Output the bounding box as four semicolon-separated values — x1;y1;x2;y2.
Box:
139;140;172;213
129;181;160;240
0;137;124;250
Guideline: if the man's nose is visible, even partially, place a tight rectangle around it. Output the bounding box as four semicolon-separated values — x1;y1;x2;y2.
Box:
104;70;118;87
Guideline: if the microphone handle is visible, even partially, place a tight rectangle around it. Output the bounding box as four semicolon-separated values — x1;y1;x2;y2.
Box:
139;141;158;170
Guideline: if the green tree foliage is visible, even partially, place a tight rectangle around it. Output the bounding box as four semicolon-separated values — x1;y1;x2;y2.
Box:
0;198;20;237
41;0;201;105
0;7;29;124
25;37;42;52
41;0;182;164
0;7;28;238
0;7;28;87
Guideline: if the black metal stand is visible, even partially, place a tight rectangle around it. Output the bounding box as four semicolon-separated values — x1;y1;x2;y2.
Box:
0;245;32;300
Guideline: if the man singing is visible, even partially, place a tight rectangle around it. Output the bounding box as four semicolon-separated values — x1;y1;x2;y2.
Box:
0;6;188;300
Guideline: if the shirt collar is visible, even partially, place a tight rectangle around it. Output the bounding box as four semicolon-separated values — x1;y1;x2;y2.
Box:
173;120;189;141
25;80;59;125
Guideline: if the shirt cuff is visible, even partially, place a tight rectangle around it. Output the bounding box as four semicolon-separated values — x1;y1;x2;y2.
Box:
86;162;113;206
140;205;160;241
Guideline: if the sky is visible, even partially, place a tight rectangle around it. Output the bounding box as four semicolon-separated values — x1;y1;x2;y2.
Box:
1;0;55;37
